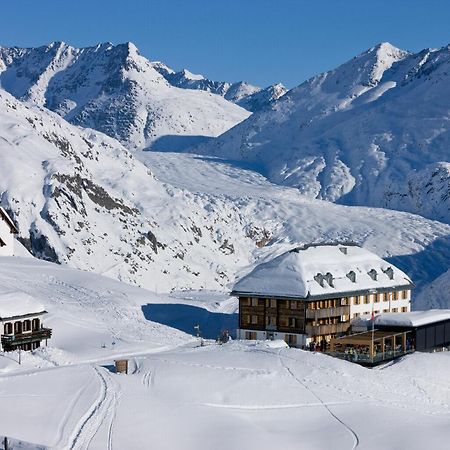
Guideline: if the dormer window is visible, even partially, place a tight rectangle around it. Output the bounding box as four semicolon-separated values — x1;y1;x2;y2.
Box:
314;273;324;287
324;272;334;287
368;269;378;281
383;267;394;280
339;247;348;255
346;271;356;283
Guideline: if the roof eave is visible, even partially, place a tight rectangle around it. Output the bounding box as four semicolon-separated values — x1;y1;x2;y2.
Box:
231;282;414;301
0;310;48;321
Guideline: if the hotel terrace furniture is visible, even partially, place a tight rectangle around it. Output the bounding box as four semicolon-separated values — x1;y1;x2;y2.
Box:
232;242;412;348
0;292;52;352
328;329;415;366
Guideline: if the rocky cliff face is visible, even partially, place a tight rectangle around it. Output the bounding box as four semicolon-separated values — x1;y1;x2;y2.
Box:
2;86;449;297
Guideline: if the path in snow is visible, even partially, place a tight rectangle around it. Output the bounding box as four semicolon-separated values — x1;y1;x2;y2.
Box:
278;349;360;450
67;366;120;450
2;343;450;449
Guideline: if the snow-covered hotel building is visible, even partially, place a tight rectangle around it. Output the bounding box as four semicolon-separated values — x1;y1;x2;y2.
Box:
0;207;18;256
232;243;412;347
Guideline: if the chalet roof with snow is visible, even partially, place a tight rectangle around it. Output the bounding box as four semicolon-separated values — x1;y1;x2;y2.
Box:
232;243;413;300
0;292;47;320
0;207;18;234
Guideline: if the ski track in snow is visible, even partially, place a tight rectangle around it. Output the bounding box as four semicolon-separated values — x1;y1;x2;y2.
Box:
141;370;155;389
278;349;360;450
67;366;119;450
54;385;89;449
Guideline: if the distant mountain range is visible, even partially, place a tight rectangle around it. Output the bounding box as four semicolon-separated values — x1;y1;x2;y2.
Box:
0;40;450;306
152;61;287;111
0;42;250;150
197;42;450;223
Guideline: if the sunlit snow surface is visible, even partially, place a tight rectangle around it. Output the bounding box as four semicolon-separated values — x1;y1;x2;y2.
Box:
0;256;450;449
2;333;450;448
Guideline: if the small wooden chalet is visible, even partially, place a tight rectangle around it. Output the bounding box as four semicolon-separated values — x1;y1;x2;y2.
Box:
232;243;413;348
0;292;52;352
0;207;18;256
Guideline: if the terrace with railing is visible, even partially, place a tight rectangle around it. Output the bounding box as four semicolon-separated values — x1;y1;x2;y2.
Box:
1;328;52;350
327;329;414;366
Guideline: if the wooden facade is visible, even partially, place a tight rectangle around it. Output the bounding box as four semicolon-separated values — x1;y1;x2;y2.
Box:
239;296;351;343
0;313;52;352
238;289;410;345
239;297;306;334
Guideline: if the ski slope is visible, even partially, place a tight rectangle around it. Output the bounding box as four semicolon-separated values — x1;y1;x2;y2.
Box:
0;255;450;449
2;340;450;449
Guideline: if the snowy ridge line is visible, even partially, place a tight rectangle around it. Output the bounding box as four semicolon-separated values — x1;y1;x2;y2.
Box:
0;42;250;150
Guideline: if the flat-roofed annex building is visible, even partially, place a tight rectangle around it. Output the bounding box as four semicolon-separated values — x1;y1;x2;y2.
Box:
232;243;413;347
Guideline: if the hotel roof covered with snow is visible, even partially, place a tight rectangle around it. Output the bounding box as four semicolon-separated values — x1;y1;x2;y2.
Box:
232;243;413;347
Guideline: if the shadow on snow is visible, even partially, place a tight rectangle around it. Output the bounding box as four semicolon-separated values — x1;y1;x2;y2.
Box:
141;303;238;339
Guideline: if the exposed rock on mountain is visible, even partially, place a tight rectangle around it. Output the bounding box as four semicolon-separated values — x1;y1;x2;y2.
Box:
1;86;449;296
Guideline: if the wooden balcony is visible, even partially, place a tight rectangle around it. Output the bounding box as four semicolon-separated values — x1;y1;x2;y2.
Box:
306;306;350;320
1;328;52;348
305;322;350;336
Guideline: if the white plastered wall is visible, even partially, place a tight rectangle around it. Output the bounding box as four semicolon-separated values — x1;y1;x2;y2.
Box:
349;290;411;318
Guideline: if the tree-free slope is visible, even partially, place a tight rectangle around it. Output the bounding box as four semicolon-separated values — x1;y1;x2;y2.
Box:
196;43;450;223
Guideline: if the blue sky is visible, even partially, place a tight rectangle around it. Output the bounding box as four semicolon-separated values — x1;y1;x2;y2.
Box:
2;0;450;88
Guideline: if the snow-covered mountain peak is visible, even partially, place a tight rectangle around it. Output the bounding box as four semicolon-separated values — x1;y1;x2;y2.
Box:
308;41;408;98
180;68;204;80
371;41;406;57
196;42;450;224
0;42;249;149
360;41;409;84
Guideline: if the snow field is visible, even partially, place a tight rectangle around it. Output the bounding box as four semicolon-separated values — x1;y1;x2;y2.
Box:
2;343;450;449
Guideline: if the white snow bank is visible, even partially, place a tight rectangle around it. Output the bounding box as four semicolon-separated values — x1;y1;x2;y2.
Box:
0;291;45;319
256;339;289;349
